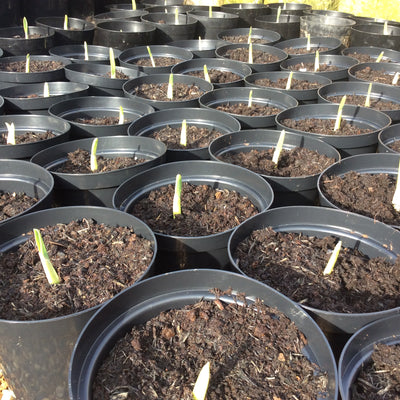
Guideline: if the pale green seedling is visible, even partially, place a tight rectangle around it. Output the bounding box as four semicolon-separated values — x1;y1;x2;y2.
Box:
248;89;253;107
118;106;124;124
132;0;137;10
43;81;50;98
90;137;99;172
167;73;174;100
180;119;187;146
285;71;293;90
173;173;182;218
109;47;116;79
392;72;399;85
247;26;252;44
314;50;319;72
209;5;212;18
364;82;373;107
392;159;400;212
192;361;210;400
23;17;29;39
84;41;89;61
276;6;281;22
64;14;68;30
248;42;253;64
334;95;346;131
306;33;311;51
5;122;15;145
25;53;30;73
203;64;211;83
323;240;342;275
147;46;156;67
272;129;285;165
375;51;384;62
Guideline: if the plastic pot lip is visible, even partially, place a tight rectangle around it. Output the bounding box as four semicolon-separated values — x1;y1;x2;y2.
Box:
351;23;400;37
341;45;400;62
378;123;400;153
141;12;198;25
0;205;158;325
187;10;240;20
254;14;300;23
299;14;356;27
34;16;95;32
268;2;312;10
167;39;226;52
222;3;269;10
0;25;55;40
217;27;281;44
94;10;149;22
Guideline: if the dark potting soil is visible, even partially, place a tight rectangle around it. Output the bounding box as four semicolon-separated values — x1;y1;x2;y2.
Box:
216;102;282;116
353;67;400;86
218;147;335;177
131;182;258;236
134;82;204;102
0;130;55;145
187;69;241;84
326;94;400;111
0;218;154;321
74;116;129;125
234;228;400;313
55;148;146;174
281;118;373;136
0;191;37;221
134;56;183;67
283;46;330;55
346;52;392;63
254;77;321;90
225;48;280;64
388;140;400;152
92;296;328;400
151;125;223;149
0;60;64;73
221;34;271;44
351;343;400;399
321;170;400;226
287;62;340;72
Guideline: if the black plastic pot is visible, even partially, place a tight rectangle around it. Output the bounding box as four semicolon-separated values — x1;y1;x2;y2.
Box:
353;16;400;27
0;0;20;28
93;9;149;23
69;269;338;400
220;3;270;27
254;14;300;41
280;54;359;81
140;13;198;44
341;45;400;63
350;23;400;51
348;61;400;86
0;159;54;224
128;107;241;162
0;25;55;56
23;0;68;20
171;57;252;88
318;81;400;123
187;10;239;39
145;5;194;13
105;2;147;11
93;20;156;50
199;86;298;129
245;70;332;104
31;136;167;207
64;62;146;97
49;44;122;64
0;81;89;115
35;16;95;46
123;73;213;110
276;103;391;157
377;123;400;153
167;39;226;58
118;44;193;74
0;205;157;400
48;96;154;139
113;160;273;270
268;2;312;16
303;9;354;20
217;27;281;46
209;129;340;207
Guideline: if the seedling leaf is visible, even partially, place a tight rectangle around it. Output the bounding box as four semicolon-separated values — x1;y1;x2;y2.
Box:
25;53;30;73
276;6;281;22
272;129;285;165
392;159;400;212
323;240;342;275
314;50;319;72
64;14;68;30
392;72;399;85
375;51;384;63
43;81;50;98
192;361;210;400
90;137;98;172
247;89;253;107
5;122;15;145
203;64;211;83
175;8;179;24
285;71;293;90
118;105;124;125
109;47;116;79
209;5;212;18
383;21;388;35
84;41;89;61
147;46;156;67
167;73;174;100
248;42;253;64
132;0;137;10
306;33;311;51
173;173;182;218
180;119;187;146
334;95;346;131
23;17;29;39
364;83;373;107
247;26;252;44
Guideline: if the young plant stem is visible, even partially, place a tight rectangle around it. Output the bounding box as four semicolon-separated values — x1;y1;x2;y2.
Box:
334;95;346;131
364;82;373;107
306;33;311;51
192;361;210;400
33;228;61;285
285;71;293;90
175;8;179;24
248;42;253;64
167;73;174;100
314;50;319;72
25;53;30;73
209;5;212;18
392;72;399;85
180;119;187;146
90;137;99;172
43;81;50;98
375;51;384;62
272;129;285;165
323;240;342;275
247;89;253;107
203;64;211;83
118;105;124;124
392;159;400;212
247;26;252;44
147;46;156;67
198;36;202;49
109;47;116;79
84;41;89;61
383;21;388;35
64;14;68;30
5;122;15;145
173;173;182;218
132;0;137;10
23;17;29;39
276;6;281;22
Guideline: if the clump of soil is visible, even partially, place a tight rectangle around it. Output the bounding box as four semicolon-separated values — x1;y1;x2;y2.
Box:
216;102;282;116
92;296;329;400
187;69;241;84
151;125;223;149
320;171;400;226
222;34;270;44
326;94;400;111
388;140;400;152
0;60;64;73
234;228;400;313
280;118;373;136
131;182;258;236
351;343;400;399
254;77;321;90
224;48;280;64
346;52;392;63
74;116;128;125
134;82;204;101
287;62;340;72
0;218;154;321
0;130;55;144
283;46;330;55
218;147;335;177
0;191;37;221
353;67;400;86
134;56;183;67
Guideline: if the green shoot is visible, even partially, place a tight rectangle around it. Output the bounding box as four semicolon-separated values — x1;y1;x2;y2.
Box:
165;7;168;12
203;64;211;83
285;71;293;90
33;228;61;285
167;73;174;100
209;5;212;18
375;51;384;62
193;361;210;400
272;129;285;165
334;95;346;131
84;41;89;61
64;14;68;30
323;240;342;275
23;17;29;39
173;173;182;218
90;137;98;172
25;53;30;73
247;26;252;44
5;122;15;145
147;46;156;67
392;71;399;85
248;89;253;107
364;82;373;107
43;81;50;98
314;50;319;72
248;42;253;64
276;6;281;22
283;1;287;10
306;33;311;51
109;47;116;79
118;106;124;124
198;36;202;49
392;159;400;212
175;8;179;24
383;21;388;35
132;0;137;10
180;119;187;146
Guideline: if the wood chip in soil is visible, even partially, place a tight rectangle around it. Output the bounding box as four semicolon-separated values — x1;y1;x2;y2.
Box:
0;218;154;321
254;77;321;90
354;67;400;86
0;130;55;144
287;62;340;72
92;296;329;400
187;69;241;84
130;182;259;236
233;228;400;313
225;48;279;64
134;82;204;101
216;102;282;116
221;34;271;44
326;94;400;111
0;60;64;72
0;191;37;221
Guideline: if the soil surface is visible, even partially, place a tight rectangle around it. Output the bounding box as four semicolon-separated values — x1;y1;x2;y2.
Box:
187;69;241;84
233;228;400;313
0;60;64;72
254;77;321;90
320;170;400;226
388;140;400;152
225;48;280;64
55;148;146;174
131;182;258;236
351;342;400;399
216;102;282;116
92;296;328;400
221;34;271;44
346;52;392;63
134;56;183;67
326;94;400;111
0;130;55;144
0;191;37;221
283;46;330;55
134;82;204;101
74;116;128;125
353;67;400;86
151;125;222;149
287;62;340;72
0;218;154;321
281;118;373;136
217;147;335;177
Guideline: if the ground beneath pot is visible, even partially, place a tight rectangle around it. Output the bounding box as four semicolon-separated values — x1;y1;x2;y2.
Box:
0;191;37;222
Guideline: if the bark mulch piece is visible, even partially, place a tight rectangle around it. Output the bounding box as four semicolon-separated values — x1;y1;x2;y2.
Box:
151;125;223;149
134;56;183;67
55;148;146;174
134;82;204;101
225;48;280;64
0;60;64;72
254;77;322;90
74;116;129;125
287;62;340;72
351;342;400;400
281;118;373;136
216;102;282;116
92;295;329;400
0;191;37;221
131;182;259;236
346;52;392;63
218;147;336;177
353;67;400;86
0;130;55;144
221;34;271;44
320;170;400;226
187;69;241;84
234;228;400;313
0;218;154;321
327;94;400;111
283;46;330;55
